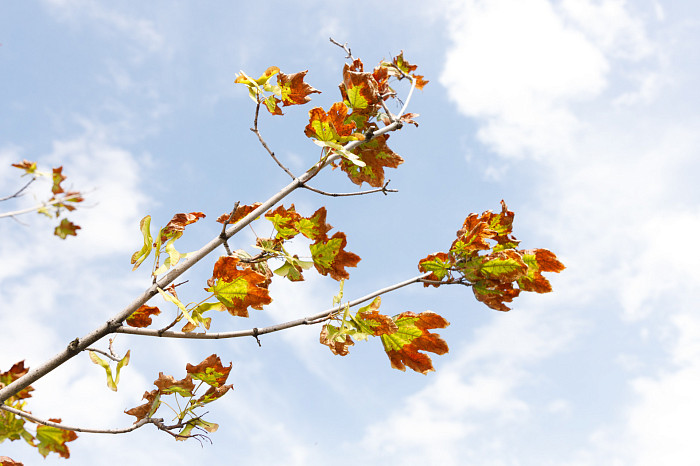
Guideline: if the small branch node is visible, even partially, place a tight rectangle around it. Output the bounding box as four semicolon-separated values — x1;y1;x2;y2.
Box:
252;327;262;347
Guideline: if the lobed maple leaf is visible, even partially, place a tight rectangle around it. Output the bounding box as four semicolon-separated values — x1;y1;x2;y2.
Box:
277;70;321;106
265;204;302;239
341;132;404;187
216;202;262;224
341;63;381;114
310;231;360;281
11;160;37;175
51;167;66;195
380;311;449;374
154;373;196;397
161;212;206;239
125;389;161;422
0;362;34;401
126;305;161;328
517;248;566;293
319;324;355;356
53;218;80;239
35;420;78;459
305;102;365;148
185;354;232;388
207;256;272;317
295;206;332;241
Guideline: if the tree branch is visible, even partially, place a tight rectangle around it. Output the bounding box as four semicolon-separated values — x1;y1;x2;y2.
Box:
0;404;156;435
115;273;431;340
0;116;409;404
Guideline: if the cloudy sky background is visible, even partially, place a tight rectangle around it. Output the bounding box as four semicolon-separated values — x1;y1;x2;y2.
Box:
2;0;699;464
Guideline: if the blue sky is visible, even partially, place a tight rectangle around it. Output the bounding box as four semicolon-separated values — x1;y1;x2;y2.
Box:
1;0;699;464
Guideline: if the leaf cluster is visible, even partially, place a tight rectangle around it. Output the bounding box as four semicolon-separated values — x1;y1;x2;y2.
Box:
125;354;232;440
6;161;84;238
0;362;77;459
418;201;565;311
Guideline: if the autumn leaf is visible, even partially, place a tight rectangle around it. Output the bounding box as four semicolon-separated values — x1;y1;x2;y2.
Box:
0;362;34;401
390;51;429;90
54;219;80;239
265;204;302;239
478;249;528;282
216;202;262;224
193;384;233;407
207;256;272;317
319;324;355;356
380;311;449;374
341;63;381;113
126;305;161;328
418;252;453;287
295;206;332;241
11;160;37;175
341;132;403;187
310;231;361;281
349;297;398;340
153;373;196;397
304;102;364;147
161;212;206;241
277;70;320;106
185;354;232;388
125;389;160;422
472;279;521;312
517;248;566;293
0;404;33;444
51;167;66;194
35;420;78;459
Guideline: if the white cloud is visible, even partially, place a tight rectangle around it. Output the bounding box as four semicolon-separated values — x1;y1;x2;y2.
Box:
440;0;609;159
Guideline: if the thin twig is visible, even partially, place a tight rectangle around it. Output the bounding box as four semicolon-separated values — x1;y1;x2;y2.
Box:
397;76;417;119
84;347;122;362
418;278;472;286
251;101;297;180
0;404;156;434
329;37;355;61
115;273;431;340
219;201;240;256
0;178;36;202
302;180;397;197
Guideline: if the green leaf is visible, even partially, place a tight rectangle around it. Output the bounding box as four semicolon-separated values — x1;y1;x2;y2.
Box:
89;350;130;391
0;404;33;444
380;311;449;374
310;232;361;281
157;287;198;327
130;216;153;271
35;421;77;459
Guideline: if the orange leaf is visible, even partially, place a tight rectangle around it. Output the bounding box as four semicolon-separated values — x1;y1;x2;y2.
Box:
126;305;161;328
186;354;232;387
381;311;449;374
310;231;361;281
208;256;272;317
341;132;404;188
216;202;262;224
278;70;320;106
161;212;205;240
